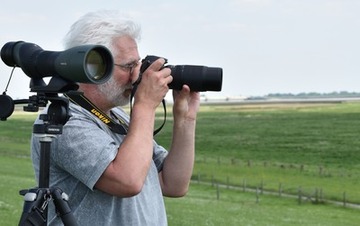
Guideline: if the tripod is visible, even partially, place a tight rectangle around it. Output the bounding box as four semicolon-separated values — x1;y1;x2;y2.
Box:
17;94;78;226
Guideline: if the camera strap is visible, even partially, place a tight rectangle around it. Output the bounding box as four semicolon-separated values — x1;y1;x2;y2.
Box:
64;91;128;135
64;90;166;136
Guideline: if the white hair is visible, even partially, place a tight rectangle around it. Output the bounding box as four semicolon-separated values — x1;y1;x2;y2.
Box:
63;10;141;56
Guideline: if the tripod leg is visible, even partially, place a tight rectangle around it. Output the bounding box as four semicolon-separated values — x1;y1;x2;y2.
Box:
18;188;48;226
51;188;78;226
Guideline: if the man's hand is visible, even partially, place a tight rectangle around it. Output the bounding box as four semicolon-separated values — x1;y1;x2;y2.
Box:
135;58;173;110
172;85;200;122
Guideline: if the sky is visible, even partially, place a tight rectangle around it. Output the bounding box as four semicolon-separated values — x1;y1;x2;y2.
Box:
1;0;360;99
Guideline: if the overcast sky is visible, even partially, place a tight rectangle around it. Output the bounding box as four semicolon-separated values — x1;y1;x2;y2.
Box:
1;0;359;99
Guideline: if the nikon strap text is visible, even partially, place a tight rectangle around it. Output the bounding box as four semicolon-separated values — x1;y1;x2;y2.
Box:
64;91;128;135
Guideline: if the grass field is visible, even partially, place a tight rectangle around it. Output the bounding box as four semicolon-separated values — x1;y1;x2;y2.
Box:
156;102;360;204
0;101;359;225
165;183;360;226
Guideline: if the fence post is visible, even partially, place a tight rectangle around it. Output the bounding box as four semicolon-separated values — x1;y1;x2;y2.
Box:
256;187;260;203
320;188;323;202
343;192;346;207
298;186;302;205
231;158;236;165
243;179;246;192
279;183;282;197
216;183;220;200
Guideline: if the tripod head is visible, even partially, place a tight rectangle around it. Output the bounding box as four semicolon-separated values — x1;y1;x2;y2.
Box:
0;76;78;121
32;94;71;135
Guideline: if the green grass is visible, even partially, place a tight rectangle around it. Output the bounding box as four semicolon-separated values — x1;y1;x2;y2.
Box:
0;156;36;226
0;113;37;157
0;113;38;225
160;102;360;168
1;102;360;225
156;102;360;205
165;183;360;226
193;159;360;204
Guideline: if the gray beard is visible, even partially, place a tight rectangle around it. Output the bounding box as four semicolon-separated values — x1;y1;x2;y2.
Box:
98;77;132;107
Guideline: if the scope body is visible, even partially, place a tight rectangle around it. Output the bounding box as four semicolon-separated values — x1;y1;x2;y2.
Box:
1;41;113;84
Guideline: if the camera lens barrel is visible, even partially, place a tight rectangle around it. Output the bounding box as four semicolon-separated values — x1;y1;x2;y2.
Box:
167;65;223;91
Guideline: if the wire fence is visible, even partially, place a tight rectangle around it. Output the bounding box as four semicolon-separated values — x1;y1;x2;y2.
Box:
191;175;360;209
192;157;360;209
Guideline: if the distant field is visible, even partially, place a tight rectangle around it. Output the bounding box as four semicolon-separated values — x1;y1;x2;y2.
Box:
0;101;359;225
156;101;360;205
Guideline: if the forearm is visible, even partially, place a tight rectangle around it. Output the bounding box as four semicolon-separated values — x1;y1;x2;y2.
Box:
116;103;156;177
95;103;156;196
161;119;196;197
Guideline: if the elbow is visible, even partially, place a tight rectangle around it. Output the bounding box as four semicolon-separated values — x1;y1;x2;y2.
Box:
177;186;190;197
115;178;144;197
172;189;188;198
95;177;145;197
163;185;189;198
124;181;144;197
96;162;149;197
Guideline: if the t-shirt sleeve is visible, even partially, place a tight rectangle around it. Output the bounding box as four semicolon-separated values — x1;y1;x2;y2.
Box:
152;140;168;172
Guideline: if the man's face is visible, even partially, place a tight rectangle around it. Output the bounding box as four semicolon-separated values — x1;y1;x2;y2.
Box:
98;36;140;106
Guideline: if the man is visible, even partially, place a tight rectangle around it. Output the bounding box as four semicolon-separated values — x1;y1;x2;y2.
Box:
31;10;200;225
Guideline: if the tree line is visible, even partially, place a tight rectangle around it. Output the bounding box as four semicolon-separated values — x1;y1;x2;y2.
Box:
261;91;360;99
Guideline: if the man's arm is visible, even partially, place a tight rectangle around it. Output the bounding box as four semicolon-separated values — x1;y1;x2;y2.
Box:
159;86;200;197
95;59;173;197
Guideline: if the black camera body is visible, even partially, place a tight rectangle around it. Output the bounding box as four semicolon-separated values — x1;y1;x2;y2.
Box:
139;55;223;92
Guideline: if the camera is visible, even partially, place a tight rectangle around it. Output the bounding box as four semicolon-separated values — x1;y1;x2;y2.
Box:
140;55;223;92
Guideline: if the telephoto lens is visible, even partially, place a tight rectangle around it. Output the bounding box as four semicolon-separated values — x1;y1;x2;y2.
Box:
140;55;223;92
167;65;222;91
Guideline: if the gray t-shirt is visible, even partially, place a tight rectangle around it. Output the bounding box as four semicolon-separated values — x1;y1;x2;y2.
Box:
31;102;168;226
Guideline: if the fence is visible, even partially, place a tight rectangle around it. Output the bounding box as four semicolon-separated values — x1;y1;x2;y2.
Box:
192;175;359;209
192;157;359;209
